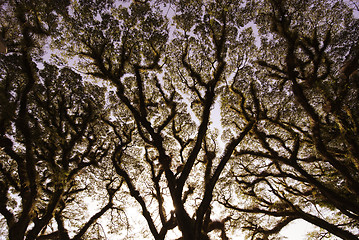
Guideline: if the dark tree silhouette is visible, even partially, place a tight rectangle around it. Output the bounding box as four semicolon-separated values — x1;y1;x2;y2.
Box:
1;0;358;239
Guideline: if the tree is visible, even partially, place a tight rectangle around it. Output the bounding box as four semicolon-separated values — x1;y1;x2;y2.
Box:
0;1;122;239
60;0;257;239
218;0;359;239
1;0;358;239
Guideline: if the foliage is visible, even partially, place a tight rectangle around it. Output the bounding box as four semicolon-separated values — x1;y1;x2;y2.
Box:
0;1;122;239
0;0;358;240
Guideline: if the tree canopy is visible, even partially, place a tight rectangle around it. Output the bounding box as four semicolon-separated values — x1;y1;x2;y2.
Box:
1;0;359;239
